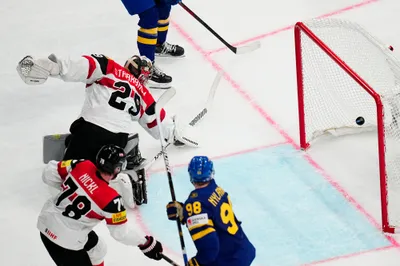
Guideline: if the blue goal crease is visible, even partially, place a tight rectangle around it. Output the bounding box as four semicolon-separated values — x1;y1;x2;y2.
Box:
140;144;390;266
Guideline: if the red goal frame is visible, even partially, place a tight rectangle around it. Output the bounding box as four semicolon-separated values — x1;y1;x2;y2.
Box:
294;21;393;233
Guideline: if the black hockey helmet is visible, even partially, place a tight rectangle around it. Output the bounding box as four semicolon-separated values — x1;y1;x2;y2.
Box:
96;144;127;176
124;55;152;84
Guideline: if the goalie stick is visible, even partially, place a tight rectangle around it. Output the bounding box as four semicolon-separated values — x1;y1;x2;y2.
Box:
144;71;222;170
179;2;261;54
155;87;189;265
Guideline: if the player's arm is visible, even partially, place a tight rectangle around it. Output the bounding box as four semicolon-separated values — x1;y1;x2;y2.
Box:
42;159;81;189
102;196;164;260
137;99;174;140
186;200;220;265
56;54;114;84
138;101;199;147
16;53;112;85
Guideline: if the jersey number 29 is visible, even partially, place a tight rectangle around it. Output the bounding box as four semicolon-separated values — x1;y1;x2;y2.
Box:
108;81;141;116
56;177;91;220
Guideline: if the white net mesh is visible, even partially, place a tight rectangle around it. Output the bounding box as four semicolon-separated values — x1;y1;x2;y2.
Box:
298;17;400;229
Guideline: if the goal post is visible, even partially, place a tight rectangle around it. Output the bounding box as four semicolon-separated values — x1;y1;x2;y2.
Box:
294;18;400;233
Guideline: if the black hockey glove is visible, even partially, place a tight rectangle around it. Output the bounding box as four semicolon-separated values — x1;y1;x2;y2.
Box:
166;201;185;224
138;236;163;260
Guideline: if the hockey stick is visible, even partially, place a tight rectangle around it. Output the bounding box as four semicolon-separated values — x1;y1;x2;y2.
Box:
155;88;189;265
161;254;181;266
179;2;261;54
144;71;222;170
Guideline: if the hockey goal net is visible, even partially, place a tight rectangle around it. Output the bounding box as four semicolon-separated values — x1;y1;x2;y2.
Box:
295;18;400;233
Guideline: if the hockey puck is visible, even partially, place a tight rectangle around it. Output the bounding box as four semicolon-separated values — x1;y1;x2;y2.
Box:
356;116;365;126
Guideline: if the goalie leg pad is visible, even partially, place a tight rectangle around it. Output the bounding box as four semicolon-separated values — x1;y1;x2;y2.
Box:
125;133;147;170
132;168;147;205
42;133;70;163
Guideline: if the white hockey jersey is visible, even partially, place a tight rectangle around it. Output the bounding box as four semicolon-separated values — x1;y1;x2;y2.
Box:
56;54;173;138
37;159;147;250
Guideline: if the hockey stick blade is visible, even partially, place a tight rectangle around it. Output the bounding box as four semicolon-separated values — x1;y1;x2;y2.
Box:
161;254;181;266
234;41;262;54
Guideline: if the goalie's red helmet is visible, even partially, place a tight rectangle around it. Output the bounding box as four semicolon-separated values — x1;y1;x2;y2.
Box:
124;55;152;84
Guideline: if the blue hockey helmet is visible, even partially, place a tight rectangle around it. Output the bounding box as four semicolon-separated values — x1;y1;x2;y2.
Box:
188;156;215;183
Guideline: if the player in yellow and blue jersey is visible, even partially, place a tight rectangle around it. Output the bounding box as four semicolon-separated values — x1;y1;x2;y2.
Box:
120;0;185;89
166;156;256;266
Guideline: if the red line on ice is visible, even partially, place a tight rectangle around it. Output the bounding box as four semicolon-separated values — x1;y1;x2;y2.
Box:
148;141;290;174
302;245;395;265
206;0;379;55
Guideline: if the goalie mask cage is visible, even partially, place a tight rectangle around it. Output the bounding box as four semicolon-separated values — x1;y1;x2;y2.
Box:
295;18;400;233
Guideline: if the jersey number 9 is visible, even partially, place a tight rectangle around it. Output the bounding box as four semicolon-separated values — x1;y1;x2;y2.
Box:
220;196;239;235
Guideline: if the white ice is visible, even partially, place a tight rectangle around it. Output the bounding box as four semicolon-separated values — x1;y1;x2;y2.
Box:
2;0;400;265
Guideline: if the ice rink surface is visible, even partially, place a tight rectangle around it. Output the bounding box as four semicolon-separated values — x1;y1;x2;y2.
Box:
2;0;400;265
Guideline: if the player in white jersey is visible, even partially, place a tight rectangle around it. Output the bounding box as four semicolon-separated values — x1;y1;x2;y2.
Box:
16;53;198;208
38;144;164;266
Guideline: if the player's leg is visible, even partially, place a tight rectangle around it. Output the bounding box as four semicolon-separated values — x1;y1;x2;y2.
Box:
155;3;185;58
40;232;66;265
125;133;146;170
138;6;172;89
40;232;93;266
63;118;129;163
85;231;107;266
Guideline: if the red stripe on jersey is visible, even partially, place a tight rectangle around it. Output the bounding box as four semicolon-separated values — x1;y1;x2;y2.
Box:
94;61;159;121
83;55;96;79
108;62;156;108
97;77;118;91
70;161;120;209
86;210;104;220
147;108;166;129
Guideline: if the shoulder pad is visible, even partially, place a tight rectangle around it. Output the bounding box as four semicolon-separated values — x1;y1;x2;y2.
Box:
90;54;110;75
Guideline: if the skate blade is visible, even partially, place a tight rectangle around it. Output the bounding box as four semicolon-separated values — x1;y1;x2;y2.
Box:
155;53;186;58
147;81;172;89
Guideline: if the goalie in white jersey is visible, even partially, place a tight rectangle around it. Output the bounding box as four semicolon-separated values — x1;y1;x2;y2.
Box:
16;53;198;208
38;144;164;266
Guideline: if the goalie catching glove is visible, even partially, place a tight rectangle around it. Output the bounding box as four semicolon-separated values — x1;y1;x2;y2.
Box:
16;55;60;85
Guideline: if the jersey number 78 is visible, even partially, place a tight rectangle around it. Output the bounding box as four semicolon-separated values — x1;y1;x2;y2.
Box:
56;177;92;220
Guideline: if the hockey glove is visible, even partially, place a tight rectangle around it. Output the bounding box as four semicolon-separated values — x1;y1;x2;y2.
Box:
166;115;200;148
166;201;185;224
16;55;60;85
187;257;200;266
138;236;163;260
